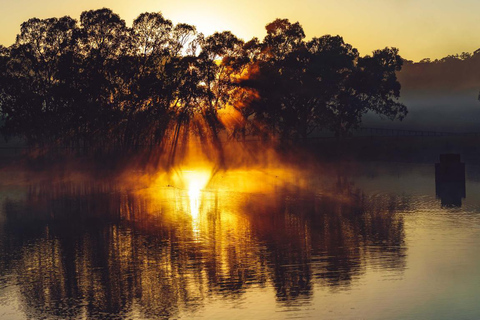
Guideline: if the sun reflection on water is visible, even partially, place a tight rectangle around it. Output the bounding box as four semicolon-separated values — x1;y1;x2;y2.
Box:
147;166;307;236
0;163;415;320
182;170;211;221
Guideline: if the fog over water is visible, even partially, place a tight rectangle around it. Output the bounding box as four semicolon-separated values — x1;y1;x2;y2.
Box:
363;89;480;132
363;53;480;132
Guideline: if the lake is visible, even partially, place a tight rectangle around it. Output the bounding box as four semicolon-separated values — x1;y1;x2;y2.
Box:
0;159;479;319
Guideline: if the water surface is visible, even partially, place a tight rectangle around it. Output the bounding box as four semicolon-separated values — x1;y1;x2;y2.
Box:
0;161;479;319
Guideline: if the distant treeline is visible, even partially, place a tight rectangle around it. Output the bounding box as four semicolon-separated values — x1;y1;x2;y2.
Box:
0;8;406;151
399;51;480;92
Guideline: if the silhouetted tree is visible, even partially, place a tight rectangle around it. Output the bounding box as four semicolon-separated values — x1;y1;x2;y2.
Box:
243;20;406;139
0;11;408;152
318;44;407;137
120;12;175;148
246;19;307;139
1;17;77;144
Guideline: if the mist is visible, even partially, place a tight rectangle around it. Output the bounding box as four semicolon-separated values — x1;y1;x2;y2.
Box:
363;53;480;133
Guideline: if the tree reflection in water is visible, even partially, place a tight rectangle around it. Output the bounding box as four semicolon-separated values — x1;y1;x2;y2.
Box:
0;171;407;319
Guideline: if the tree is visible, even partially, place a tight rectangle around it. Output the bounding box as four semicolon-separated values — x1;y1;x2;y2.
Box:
1;16;78;144
242;19;308;139
0;11;408;153
243;20;407;139
325;47;406;137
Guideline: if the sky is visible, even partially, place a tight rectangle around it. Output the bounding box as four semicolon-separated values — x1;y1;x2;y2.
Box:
1;0;480;61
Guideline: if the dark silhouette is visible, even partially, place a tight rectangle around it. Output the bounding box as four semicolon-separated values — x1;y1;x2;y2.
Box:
243;20;407;139
435;154;466;207
0;9;407;158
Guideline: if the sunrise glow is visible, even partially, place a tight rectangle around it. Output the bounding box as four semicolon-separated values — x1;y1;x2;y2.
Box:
183;169;210;219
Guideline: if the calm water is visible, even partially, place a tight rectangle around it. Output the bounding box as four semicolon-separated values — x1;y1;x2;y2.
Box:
0;161;479;319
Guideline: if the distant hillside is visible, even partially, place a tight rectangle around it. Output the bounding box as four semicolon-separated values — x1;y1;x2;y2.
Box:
398;50;480;93
362;51;480;132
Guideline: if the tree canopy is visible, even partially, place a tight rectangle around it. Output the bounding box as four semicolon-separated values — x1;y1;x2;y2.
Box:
0;9;407;152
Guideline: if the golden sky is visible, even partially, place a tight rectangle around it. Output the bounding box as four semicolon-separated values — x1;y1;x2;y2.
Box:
1;0;479;61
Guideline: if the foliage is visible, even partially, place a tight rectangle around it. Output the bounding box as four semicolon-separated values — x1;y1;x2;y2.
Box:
0;9;407;150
